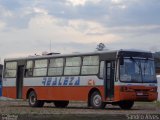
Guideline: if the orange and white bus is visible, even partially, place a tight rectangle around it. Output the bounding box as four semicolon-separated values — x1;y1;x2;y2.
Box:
2;50;157;109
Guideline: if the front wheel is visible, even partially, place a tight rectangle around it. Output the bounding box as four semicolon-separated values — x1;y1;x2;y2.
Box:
54;101;69;108
90;91;106;109
118;101;134;110
28;91;44;107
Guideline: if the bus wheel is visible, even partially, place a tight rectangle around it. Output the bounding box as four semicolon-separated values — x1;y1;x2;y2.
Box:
90;91;105;109
54;101;69;108
118;101;134;110
28;91;44;107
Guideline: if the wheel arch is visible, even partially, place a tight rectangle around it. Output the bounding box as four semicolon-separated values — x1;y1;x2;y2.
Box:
26;88;35;99
88;87;101;107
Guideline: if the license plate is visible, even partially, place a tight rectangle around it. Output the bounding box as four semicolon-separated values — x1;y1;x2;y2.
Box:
137;92;143;96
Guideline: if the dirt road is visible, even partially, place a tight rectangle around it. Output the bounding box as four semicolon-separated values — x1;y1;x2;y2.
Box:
0;100;159;120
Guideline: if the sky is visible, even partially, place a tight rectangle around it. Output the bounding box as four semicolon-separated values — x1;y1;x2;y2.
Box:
0;0;160;61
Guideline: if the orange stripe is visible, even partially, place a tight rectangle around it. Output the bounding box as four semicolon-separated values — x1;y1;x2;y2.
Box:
2;87;17;99
23;86;105;101
3;85;157;102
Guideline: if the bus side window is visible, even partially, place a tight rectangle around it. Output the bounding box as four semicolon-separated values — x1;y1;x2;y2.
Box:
48;58;64;76
100;61;104;78
5;62;17;78
33;59;48;76
81;56;99;75
25;61;33;77
64;57;81;75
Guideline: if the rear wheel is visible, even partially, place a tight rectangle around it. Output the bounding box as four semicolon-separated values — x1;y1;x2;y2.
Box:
54;101;69;108
28;91;44;107
90;91;106;109
118;101;134;110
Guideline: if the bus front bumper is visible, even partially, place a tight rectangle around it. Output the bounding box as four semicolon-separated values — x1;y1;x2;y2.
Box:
119;91;157;101
118;86;158;101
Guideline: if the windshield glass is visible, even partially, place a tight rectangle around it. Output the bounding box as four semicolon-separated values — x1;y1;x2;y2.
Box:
120;58;156;83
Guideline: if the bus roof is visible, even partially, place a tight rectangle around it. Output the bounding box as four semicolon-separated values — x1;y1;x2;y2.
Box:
4;49;152;62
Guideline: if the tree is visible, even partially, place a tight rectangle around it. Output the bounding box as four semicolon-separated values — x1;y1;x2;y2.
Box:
96;43;106;51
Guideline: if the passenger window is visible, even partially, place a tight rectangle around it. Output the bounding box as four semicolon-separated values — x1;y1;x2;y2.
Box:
64;57;81;75
48;58;64;76
5;62;17;78
25;61;33;77
33;59;48;76
81;56;99;75
100;61;104;78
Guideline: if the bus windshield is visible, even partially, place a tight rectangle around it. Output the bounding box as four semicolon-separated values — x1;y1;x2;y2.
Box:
120;58;157;83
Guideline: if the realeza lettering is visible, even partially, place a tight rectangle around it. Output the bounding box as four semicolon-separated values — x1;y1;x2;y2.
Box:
42;76;80;86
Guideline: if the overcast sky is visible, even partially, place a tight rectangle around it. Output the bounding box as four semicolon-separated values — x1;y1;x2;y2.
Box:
0;0;160;61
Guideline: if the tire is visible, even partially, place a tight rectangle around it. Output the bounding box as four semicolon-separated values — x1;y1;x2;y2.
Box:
28;91;44;107
90;91;106;109
119;101;134;110
54;101;69;108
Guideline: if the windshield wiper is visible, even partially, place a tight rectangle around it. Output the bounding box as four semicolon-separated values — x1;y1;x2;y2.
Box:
130;57;142;74
130;57;143;82
143;59;149;76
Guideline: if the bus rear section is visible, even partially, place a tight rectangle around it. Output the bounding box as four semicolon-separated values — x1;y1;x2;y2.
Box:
2;50;158;109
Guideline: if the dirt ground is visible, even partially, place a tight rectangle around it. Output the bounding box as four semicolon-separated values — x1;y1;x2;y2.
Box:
0;99;160;120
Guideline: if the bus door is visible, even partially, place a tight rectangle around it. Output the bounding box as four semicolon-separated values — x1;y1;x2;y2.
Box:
16;65;25;99
104;61;115;101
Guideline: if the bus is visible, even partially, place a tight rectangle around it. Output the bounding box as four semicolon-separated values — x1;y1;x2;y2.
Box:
2;50;157;109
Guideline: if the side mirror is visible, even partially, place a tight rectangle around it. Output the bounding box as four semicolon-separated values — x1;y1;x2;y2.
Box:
120;57;124;65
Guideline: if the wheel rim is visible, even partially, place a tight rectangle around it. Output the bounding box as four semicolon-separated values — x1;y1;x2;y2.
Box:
29;94;36;105
93;94;102;107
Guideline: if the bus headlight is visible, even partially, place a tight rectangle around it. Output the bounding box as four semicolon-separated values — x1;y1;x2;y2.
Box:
149;87;157;92
120;86;135;92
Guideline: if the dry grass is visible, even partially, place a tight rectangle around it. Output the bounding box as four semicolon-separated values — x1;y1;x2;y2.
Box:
0;99;159;115
0;99;160;120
